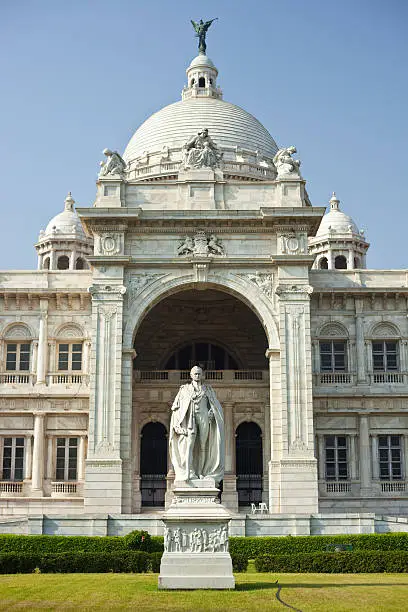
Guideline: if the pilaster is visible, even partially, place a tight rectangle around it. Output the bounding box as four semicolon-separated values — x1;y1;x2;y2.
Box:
355;298;367;384
221;402;238;511
359;414;371;494
31;412;46;496
36;299;48;385
84;282;126;513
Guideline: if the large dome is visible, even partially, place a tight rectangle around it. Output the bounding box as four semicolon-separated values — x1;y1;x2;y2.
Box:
123;97;278;164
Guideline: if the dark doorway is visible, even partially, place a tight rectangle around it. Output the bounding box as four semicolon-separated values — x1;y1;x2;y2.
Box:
140;422;167;507
236;422;263;506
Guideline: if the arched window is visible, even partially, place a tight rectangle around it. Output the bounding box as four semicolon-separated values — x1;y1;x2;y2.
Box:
57;256;69;270
354;257;360;268
164;342;239;370
4;324;32;380
319;257;328;269
236;422;263;507
140;422;167;507
43;257;50;270
75;257;85;270
371;323;400;374
318;323;349;375
334;255;347;269
198;76;205;87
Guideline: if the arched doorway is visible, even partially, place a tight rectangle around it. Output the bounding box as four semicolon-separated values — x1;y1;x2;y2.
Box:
236;422;263;507
140;422;167;507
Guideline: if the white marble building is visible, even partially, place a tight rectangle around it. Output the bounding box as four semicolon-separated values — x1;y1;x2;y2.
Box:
0;49;407;536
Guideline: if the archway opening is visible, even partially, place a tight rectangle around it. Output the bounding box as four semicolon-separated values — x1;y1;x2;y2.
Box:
198;77;205;87
57;255;70;270
319;257;328;270
334;255;347;269
75;257;85;270
236;421;263;507
140;422;167;507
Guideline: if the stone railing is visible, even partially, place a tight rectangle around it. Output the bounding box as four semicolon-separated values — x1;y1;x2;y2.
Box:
314;372;353;385
47;373;89;385
127;158;275;181
325;481;352;494
0;481;23;494
134;370;267;384
380;481;406;493
370;372;405;384
223;161;275;180
0;373;33;385
51;481;80;496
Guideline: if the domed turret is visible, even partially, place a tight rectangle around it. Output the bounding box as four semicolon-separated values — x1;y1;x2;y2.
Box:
35;193;93;270
309;193;369;270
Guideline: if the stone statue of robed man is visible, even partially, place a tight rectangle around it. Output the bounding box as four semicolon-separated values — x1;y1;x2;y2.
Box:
169;366;225;485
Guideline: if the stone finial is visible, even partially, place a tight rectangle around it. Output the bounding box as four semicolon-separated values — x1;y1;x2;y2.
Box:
329;192;340;211
64;192;75;212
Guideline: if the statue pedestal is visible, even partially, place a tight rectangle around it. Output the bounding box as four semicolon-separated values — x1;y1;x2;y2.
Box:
158;479;235;590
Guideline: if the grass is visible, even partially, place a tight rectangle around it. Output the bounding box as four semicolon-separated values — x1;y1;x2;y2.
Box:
0;573;407;611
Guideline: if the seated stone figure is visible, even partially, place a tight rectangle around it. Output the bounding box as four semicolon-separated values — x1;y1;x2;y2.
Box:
183;129;223;170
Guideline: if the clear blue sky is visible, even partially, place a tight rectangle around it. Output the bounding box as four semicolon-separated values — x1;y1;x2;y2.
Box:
1;0;407;269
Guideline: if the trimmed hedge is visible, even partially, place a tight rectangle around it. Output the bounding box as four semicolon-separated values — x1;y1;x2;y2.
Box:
230;553;248;573
0;533;163;555
229;533;408;558
0;551;150;574
255;551;408;573
149;552;163;573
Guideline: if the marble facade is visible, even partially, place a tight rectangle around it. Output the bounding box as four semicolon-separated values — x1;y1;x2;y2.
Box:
0;47;407;535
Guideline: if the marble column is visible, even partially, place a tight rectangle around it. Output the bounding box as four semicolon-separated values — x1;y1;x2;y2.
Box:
24;436;32;480
355;298;367;384
221;402;238;511
349;434;358;480
36;299;48;385
317;435;325;480
371;435;379;480
31;412;46;496
359;414;371;494
46;436;54;480
348;249;354;270
78;436;86;481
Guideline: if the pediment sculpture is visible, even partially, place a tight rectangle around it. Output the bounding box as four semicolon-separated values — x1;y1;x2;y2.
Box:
183;129;223;170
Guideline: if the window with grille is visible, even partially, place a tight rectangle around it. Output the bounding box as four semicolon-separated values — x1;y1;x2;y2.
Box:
325;435;348;480
319;341;347;372
56;438;78;481
2;437;25;481
58;343;83;371
6;343;30;371
378;435;402;480
372;341;398;371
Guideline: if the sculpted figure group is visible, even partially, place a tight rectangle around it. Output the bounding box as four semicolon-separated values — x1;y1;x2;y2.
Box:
183;129;223;170
164;525;228;553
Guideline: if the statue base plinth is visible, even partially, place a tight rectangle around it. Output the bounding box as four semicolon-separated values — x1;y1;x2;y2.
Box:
158;481;235;590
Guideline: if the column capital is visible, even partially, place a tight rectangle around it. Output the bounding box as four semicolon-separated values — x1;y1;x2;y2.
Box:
265;348;280;359
33;411;46;419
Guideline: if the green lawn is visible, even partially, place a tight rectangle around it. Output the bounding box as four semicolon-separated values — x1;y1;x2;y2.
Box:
0;573;407;611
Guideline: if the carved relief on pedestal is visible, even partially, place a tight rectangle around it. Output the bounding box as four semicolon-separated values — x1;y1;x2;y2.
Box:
164;525;229;553
177;231;225;257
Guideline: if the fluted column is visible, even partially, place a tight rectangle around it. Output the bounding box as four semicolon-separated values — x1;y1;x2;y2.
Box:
36;299;48;385
31;412;46;496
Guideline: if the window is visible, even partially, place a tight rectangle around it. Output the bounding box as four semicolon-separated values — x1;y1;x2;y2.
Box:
2;437;25;481
43;257;50;269
335;255;347;269
58;343;83;371
75;257;85;270
56;438;78;481
319;257;328;269
325;435;348;481
372;341;398;371
198;77;205;87
319;341;347;372
378;435;402;480
6;343;30;371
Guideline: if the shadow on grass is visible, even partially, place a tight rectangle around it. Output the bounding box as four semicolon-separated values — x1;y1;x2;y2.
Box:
236;581;408;591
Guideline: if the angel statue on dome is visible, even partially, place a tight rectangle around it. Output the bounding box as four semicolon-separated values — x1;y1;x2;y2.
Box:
99;148;127;177
191;18;218;54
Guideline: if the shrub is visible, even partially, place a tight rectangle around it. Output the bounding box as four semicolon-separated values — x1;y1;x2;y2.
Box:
123;530;152;552
255;551;408;573
0;534;124;555
0;551;150;574
231;553;248;572
230;533;408;558
149;551;163;572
